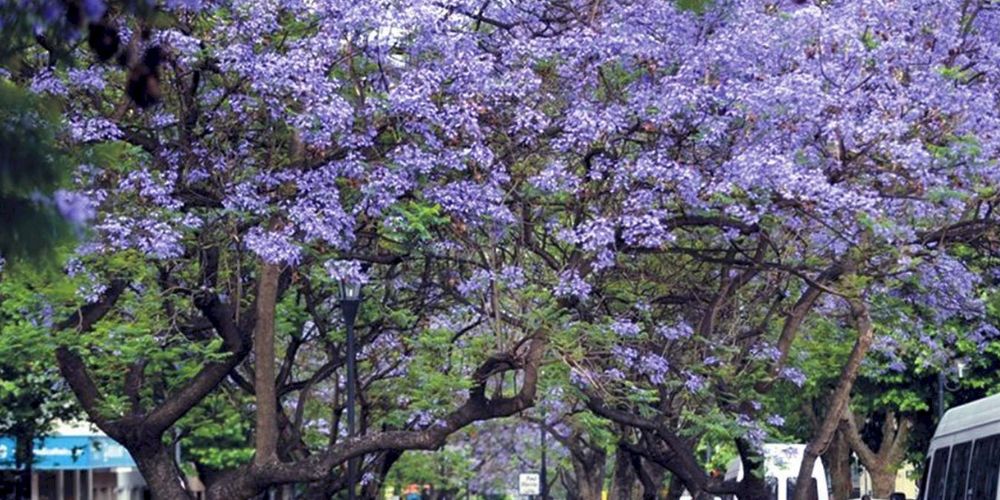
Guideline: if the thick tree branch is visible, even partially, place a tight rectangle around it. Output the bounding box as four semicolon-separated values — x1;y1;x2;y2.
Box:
125;358;148;417
756;263;843;393
206;334;547;499
141;292;250;436
792;298;875;500
840;407;878;468
584;396;746;496
54;280;128;434
254;262;282;464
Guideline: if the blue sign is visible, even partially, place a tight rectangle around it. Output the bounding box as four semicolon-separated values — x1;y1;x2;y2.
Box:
0;435;136;470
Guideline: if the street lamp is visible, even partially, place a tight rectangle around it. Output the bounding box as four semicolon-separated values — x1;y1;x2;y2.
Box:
937;359;966;420
338;279;362;500
536;401;548;500
540;410;547;500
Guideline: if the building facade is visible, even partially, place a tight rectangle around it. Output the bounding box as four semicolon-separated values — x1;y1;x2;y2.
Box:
0;422;147;500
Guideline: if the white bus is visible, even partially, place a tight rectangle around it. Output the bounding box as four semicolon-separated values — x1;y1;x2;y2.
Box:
720;444;831;500
919;392;1000;500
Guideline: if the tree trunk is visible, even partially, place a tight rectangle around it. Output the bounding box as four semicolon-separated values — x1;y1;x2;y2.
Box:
361;450;402;498
572;454;605;500
841;411;912;500
733;438;771;500
134;443;193;500
580;473;604;500
869;467;896;498
612;446;639;500
631;449;666;499
14;429;33;500
666;473;685;500
254;262;282;465
793;299;874;500
736;460;772;499
824;430;852;500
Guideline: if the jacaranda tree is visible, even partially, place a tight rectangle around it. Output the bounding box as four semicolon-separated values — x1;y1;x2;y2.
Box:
3;0;1000;499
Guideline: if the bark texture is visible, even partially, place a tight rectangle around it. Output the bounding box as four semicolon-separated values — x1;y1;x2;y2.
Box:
253;262;282;464
841;409;913;498
792;299;875;500
611;446;640;500
824;430;853;500
54;270;549;500
565;437;606;500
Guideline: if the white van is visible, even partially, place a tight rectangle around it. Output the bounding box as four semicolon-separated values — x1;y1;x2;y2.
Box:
719;443;830;500
918;392;1000;500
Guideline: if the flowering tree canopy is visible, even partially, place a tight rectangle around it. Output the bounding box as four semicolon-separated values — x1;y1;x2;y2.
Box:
3;0;1000;498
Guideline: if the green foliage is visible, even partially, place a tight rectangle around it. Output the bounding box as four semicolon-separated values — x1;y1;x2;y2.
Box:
676;0;713;13
179;393;255;470
0;81;74;261
0;262;79;462
936;65;974;82
384;448;472;493
861;30;880;50
381;201;450;253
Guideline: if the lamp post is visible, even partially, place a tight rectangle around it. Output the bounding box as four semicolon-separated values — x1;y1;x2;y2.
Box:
937;360;966;420
338;279;362;500
538;405;548;500
540;421;548;500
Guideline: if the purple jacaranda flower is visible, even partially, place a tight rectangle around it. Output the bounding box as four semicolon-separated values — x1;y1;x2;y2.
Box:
54;190;96;225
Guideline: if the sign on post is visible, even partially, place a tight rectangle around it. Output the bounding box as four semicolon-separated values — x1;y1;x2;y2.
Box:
519;473;540;496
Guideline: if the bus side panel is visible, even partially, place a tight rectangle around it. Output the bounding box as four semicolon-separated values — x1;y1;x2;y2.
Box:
926;417;1000;500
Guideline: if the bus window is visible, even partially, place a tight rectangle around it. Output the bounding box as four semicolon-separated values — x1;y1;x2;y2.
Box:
917;457;931;500
927;447;951;500
787;477;819;500
967;435;1000;500
766;476;778;500
944;441;972;500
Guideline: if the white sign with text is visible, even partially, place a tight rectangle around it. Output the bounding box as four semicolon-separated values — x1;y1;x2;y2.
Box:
518;473;540;495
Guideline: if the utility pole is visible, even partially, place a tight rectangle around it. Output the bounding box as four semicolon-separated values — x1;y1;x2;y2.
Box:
540;407;548;500
938;371;946;420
